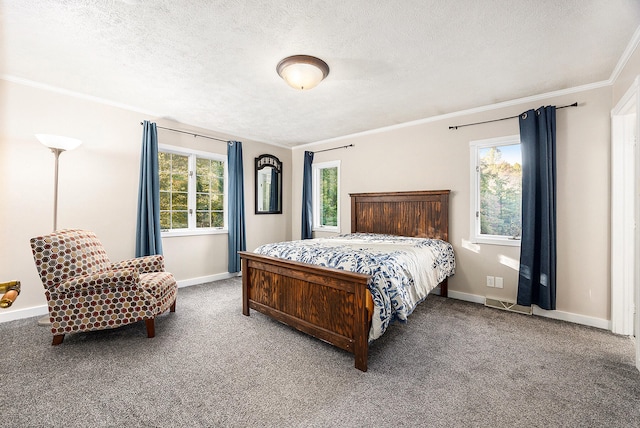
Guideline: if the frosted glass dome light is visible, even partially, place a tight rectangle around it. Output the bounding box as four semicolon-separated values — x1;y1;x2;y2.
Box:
276;55;330;90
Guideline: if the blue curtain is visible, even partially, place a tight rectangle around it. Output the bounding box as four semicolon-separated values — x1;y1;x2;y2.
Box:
227;141;246;273
301;151;314;239
517;106;556;310
135;120;163;257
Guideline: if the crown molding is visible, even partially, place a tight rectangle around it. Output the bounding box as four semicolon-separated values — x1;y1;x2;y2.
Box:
296;79;611;150
1;74;162;117
609;24;640;84
0;74;291;149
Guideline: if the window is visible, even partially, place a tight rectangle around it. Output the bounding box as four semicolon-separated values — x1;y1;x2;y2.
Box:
313;160;340;231
470;135;522;246
158;145;227;236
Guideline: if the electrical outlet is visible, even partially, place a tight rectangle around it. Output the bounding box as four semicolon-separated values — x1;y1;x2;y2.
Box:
495;277;504;289
486;276;495;287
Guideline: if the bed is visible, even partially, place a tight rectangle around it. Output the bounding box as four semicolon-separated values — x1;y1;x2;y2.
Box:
239;190;453;371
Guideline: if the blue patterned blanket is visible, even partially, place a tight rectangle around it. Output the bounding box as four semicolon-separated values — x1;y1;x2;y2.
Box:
254;233;456;341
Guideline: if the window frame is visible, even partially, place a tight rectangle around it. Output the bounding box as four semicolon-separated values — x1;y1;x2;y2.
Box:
469;135;522;247
312;160;341;233
159;144;228;237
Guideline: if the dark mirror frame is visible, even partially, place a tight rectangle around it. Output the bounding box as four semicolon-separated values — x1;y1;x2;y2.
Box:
255;154;283;214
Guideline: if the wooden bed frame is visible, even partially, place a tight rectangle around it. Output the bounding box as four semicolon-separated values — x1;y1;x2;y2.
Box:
240;190;450;372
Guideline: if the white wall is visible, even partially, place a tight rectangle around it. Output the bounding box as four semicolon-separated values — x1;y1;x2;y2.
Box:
0;79;291;319
292;86;612;325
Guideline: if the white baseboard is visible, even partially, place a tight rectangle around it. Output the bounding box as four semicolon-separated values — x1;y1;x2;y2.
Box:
0;304;48;323
446;289;611;330
447;289;486;304
176;272;241;288
532;305;611;330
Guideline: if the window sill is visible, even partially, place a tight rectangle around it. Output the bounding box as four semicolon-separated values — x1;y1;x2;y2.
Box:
162;228;228;238
472;236;521;247
313;226;340;233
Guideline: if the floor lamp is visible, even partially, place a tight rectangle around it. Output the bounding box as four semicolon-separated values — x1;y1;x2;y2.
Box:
35;134;82;326
35;134;82;231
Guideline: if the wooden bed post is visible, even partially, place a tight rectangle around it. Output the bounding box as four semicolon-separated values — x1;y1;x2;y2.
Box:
440;278;448;298
242;257;250;316
354;281;369;372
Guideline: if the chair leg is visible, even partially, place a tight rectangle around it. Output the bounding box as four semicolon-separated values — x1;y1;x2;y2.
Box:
52;334;64;346
145;318;156;338
170;299;176;313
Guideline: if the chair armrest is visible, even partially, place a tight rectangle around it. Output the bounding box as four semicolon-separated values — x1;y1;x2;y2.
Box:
111;255;165;274
56;269;139;294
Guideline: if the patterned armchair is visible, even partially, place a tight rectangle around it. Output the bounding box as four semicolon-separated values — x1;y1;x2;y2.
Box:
30;229;177;345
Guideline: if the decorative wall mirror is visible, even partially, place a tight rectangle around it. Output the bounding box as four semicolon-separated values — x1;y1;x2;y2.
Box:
255;154;282;214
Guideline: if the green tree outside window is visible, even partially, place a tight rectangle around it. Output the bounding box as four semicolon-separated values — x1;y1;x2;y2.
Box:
159;150;225;231
320;167;338;227
479;145;522;238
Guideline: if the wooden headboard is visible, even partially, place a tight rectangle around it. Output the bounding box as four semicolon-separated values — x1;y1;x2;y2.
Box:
350;190;450;241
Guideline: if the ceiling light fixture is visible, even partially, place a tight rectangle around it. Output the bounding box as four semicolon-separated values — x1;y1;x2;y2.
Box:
276;55;330;90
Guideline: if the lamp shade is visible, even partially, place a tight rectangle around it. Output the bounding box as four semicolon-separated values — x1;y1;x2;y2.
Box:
36;134;82;151
276;55;329;90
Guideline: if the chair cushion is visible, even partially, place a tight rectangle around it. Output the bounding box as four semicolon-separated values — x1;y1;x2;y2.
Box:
139;271;173;296
31;229;112;291
111;255;165;274
139;271;177;315
57;269;139;294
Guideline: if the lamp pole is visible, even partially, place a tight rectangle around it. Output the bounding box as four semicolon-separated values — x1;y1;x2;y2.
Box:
36;134;82;232
51;148;63;231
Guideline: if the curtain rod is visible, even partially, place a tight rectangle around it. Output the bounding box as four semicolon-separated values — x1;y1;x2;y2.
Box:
449;102;578;130
140;122;229;143
313;144;354;153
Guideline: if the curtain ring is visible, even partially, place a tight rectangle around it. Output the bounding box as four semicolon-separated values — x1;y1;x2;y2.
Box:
521;112;527;119
228;141;234;146
536;109;541;116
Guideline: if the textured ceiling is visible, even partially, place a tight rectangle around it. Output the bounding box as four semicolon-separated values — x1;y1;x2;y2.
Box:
2;1;640;147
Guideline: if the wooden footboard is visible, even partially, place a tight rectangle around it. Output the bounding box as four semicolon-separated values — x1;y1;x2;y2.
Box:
239;251;372;371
